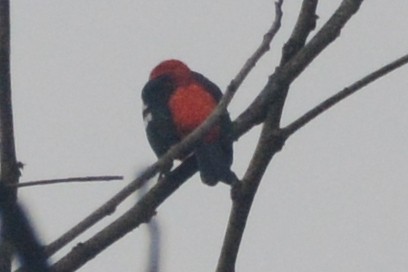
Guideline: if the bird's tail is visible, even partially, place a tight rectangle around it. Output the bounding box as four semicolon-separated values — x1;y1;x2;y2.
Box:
195;142;238;186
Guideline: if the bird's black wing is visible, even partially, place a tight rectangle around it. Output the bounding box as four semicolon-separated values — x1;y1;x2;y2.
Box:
141;76;180;157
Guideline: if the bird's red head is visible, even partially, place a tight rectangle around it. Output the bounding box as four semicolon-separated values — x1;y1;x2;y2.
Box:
149;59;191;84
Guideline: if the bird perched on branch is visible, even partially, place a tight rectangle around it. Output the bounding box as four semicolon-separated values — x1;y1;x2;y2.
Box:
142;59;237;186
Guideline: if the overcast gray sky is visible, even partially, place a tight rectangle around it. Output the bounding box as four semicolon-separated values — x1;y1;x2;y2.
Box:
9;1;408;271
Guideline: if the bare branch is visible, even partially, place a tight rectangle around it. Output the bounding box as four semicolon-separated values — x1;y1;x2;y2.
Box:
282;53;408;137
11;176;123;188
264;0;319;129
217;1;365;271
216;82;286;272
280;0;318;64
234;0;363;138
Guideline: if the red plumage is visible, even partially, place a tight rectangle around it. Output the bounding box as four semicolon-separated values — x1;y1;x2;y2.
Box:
142;59;237;185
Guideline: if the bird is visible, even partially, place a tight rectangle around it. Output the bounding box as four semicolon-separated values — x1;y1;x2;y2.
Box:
141;59;238;186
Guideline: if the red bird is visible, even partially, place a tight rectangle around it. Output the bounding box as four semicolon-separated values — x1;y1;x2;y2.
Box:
142;59;237;186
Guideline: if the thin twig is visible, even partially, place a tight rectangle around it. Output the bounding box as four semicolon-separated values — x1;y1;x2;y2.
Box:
282;53;408;137
227;0;283;92
11;176;123;188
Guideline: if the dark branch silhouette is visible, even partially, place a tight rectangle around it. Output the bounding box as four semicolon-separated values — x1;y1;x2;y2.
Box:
0;1;22;271
0;184;50;272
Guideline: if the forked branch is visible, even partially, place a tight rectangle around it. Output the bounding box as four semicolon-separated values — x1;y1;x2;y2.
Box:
217;1;365;271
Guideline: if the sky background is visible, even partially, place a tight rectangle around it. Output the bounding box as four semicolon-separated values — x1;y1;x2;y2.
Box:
8;1;408;271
